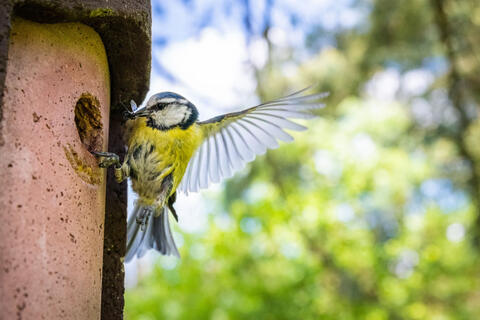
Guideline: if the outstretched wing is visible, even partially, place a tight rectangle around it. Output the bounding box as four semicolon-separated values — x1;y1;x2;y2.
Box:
178;88;328;194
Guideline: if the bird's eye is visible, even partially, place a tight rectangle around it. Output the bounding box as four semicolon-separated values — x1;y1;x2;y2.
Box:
148;103;166;111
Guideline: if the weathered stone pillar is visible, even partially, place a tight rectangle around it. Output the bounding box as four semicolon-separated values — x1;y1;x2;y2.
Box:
0;17;110;319
0;2;151;319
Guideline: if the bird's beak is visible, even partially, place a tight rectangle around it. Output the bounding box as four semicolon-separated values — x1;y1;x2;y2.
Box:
131;109;150;119
123;109;148;121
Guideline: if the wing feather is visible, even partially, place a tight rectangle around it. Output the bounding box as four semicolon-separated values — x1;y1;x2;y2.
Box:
224;127;248;163
209;136;220;183
219;131;236;172
193;144;204;191
201;140;210;188
200;138;210;185
229;123;256;160
181;149;194;191
241;118;279;149
187;147;200;192
235;121;267;154
178;88;327;194
222;129;244;170
247;115;294;142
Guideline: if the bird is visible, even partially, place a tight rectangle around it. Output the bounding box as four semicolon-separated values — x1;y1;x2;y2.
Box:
93;87;327;262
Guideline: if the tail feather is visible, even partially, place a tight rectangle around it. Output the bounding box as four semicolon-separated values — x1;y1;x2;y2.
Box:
145;217;156;249
152;208;180;257
126;203;141;245
136;217;154;258
125;209;146;262
125;203;180;262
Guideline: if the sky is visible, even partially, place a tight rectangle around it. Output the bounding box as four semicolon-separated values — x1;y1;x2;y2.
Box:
124;0;450;286
125;0;356;285
144;0;366;117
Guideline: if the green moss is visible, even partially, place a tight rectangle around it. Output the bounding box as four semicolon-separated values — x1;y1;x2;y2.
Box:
64;143;102;185
89;8;115;18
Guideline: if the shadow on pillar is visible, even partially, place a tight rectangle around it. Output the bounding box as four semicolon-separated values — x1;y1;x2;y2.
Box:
101;112;128;320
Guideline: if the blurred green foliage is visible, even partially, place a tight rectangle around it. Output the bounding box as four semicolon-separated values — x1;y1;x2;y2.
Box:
126;0;480;319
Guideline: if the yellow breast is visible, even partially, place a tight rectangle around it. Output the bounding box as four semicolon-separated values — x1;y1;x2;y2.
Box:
125;118;203;201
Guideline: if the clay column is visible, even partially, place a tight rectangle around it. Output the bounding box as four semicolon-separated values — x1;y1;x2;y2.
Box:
0;17;110;319
0;1;151;319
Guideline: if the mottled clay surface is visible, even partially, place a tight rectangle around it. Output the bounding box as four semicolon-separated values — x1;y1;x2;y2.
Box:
0;18;109;319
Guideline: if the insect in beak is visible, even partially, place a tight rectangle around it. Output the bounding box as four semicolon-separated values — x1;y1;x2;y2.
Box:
122;108;149;120
122;99;149;120
130;100;138;113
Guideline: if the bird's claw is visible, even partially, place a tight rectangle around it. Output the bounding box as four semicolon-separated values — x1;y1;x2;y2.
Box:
92;151;120;168
136;207;152;231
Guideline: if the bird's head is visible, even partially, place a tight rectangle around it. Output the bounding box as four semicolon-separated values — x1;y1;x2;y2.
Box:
130;92;199;130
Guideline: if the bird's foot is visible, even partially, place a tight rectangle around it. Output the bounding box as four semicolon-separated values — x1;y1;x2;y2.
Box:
92;151;120;168
136;207;152;231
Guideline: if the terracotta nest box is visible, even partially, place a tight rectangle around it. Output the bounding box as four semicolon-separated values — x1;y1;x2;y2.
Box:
0;1;151;319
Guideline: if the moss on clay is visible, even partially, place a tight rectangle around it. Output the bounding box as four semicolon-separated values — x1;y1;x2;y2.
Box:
89;8;115;18
64;143;102;185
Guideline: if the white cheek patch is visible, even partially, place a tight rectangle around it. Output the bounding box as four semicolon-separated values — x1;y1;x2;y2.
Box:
151;105;192;128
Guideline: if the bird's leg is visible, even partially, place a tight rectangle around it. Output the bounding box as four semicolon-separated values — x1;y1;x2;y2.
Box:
135;209;145;224
153;173;174;218
141;207;152;231
114;162;130;183
153;193;167;217
92;151;120;168
167;192;178;222
92;151;130;183
136;207;153;231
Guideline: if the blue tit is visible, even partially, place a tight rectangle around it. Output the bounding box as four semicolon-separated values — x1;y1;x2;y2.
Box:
94;88;327;262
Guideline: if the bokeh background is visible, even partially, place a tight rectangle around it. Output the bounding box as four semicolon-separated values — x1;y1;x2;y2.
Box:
125;0;480;319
